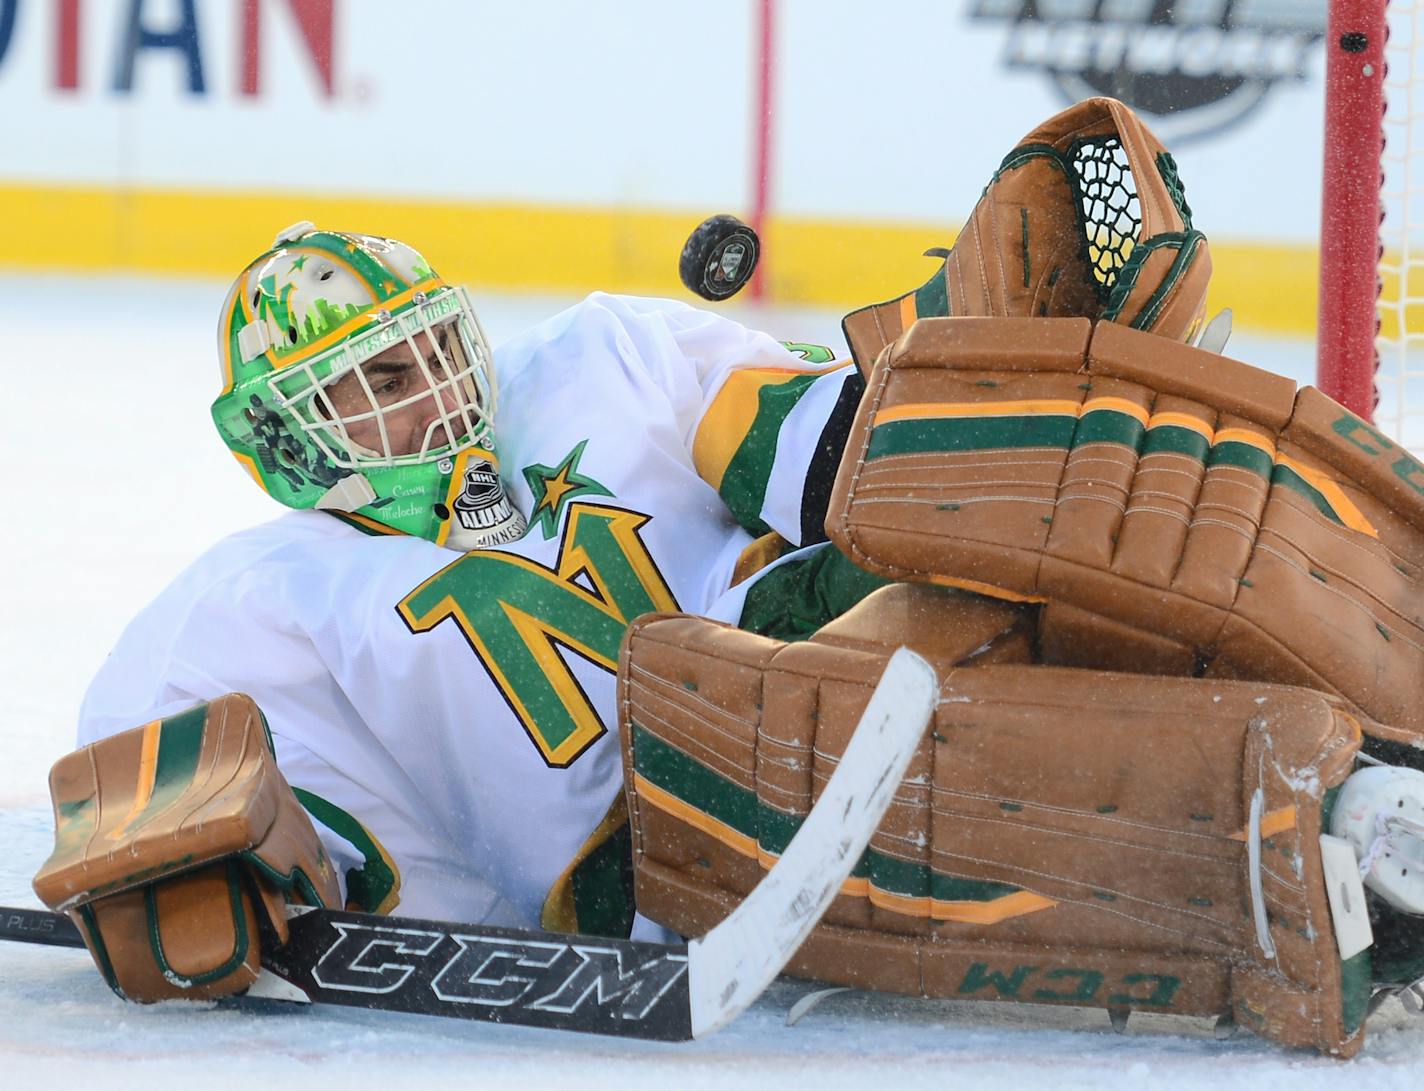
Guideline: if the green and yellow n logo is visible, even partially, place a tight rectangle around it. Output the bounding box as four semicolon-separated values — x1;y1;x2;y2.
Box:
398;502;677;767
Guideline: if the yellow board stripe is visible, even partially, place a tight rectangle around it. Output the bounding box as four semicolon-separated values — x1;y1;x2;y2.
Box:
634;772;1057;924
0;183;1325;336
105;719;162;841
692;366;824;491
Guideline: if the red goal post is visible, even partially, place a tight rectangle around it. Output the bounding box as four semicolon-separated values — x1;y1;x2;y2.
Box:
1317;0;1419;447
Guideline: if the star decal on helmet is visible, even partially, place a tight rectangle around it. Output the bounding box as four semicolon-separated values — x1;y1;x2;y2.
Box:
521;441;613;539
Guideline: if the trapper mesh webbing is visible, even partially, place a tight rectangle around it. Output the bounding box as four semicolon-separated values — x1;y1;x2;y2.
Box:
1071;135;1142;302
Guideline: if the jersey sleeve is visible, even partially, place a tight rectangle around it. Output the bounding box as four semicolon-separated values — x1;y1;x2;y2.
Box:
582;293;865;547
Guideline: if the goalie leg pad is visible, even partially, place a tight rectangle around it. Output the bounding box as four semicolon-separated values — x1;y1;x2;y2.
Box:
620;603;1373;1056
827;315;1424;740
33;694;341;1002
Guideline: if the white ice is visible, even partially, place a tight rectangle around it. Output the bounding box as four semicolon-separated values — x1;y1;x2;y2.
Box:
2;274;1420;1088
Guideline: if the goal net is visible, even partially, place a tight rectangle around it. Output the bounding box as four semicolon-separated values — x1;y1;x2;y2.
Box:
1318;0;1424;451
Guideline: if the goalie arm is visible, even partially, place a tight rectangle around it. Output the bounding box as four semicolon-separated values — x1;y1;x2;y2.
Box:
578;293;864;549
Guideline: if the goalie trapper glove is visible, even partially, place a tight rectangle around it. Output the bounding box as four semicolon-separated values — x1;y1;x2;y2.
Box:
32;694;340;1002
841;96;1210;376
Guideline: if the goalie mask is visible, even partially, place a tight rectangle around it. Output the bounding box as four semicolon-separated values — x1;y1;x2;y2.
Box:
212;223;526;549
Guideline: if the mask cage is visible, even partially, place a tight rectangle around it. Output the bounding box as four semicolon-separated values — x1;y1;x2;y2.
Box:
266;286;497;470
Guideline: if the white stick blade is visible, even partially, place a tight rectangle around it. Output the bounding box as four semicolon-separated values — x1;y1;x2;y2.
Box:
686;647;937;1037
1196;307;1233;354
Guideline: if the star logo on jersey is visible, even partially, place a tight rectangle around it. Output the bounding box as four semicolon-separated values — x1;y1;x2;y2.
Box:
522;441;613;539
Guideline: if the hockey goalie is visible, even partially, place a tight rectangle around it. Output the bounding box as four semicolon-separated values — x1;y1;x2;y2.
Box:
29;97;1424;1057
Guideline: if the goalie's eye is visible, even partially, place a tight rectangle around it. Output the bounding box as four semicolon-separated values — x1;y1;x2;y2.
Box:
358;362;416;405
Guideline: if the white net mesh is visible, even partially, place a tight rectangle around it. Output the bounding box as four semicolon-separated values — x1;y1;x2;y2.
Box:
1380;0;1424;451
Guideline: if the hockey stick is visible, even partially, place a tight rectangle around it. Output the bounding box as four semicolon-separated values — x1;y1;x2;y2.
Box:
0;648;937;1041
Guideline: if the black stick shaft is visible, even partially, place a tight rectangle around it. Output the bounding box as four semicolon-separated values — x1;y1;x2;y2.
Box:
0;905;83;948
0;904;694;1040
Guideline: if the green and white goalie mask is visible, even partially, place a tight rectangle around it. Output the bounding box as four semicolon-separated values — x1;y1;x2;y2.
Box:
212;223;526;549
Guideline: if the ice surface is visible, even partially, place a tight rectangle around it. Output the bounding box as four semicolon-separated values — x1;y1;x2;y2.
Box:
1;275;1419;1086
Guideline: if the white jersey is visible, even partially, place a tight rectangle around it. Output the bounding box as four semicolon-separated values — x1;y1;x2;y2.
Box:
79;293;858;935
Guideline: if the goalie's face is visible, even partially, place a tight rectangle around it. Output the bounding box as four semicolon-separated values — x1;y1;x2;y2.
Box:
321;326;470;457
266;286;498;470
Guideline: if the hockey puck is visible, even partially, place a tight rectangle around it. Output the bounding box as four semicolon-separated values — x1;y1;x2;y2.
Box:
679;215;760;301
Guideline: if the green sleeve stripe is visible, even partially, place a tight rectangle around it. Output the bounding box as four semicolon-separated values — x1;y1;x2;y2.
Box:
717;372;820;536
292;787;401;913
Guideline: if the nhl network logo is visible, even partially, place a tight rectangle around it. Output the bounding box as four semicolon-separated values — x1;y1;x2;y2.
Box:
971;1;1326;142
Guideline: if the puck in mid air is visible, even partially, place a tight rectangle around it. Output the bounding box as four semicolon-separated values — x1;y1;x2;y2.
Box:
679;215;761;301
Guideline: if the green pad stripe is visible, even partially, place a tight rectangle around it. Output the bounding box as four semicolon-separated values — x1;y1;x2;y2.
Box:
864;400;1365;534
631;724;761;840
1143;424;1210;462
1208;439;1273;478
631;723;1023;904
1271;464;1345;527
868;415;1077;458
1076;408;1145;448
129;704;208;830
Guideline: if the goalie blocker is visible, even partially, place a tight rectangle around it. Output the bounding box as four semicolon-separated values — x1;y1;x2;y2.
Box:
31;694;340;1002
618;587;1424;1057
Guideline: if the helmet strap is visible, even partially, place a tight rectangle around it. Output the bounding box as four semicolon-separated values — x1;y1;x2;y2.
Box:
314;473;379;512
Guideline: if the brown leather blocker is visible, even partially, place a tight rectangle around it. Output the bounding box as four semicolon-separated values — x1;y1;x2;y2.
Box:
842;96;1210;376
619;601;1371;1056
33;694;340;1002
826;315;1424;741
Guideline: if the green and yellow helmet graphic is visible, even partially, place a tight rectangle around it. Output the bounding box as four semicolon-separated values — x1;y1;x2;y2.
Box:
212;223;506;547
